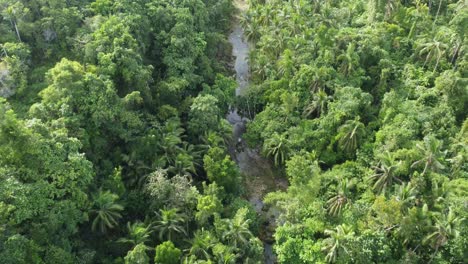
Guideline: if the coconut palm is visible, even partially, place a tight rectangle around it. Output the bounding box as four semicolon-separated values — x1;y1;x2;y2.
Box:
158;118;184;165
91;190;124;233
188;229;216;260
212;243;238;264
322;224;355;263
369;152;402;194
168;152;196;176
257;5;274;26
337;43;360;76
277;49;295;78
327;178;352;216
118;221;153;249
221;208;253;250
447;122;467;175
336;117;365;153
303;89;331;118
384;0;399;20
432;0;444;29
241;13;260;42
424;208;461;253
411;135;446;175
1;2;28;42
280;92;299;117
418;38;448;72
251;52;271;80
154;208;187;241
396;182;417;210
263;132;289;166
314;4;335;28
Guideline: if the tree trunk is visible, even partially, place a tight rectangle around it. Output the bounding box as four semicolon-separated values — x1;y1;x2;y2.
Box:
432;0;443;30
13;20;22;42
1;45;8;57
451;43;460;68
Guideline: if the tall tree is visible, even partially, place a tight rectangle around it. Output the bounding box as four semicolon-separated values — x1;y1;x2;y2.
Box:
322;224;355;263
370;152;402;194
335;117;365;153
327;178;352;216
154;208;187;241
263;132;290;166
411;135;446;175
118;221;153;249
220;208;254;250
424;208;461;254
91;190;124;233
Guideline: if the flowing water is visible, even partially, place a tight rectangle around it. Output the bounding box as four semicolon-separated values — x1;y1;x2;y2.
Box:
227;6;288;263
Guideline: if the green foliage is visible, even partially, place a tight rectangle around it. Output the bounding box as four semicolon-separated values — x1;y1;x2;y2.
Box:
195;182;223;226
145;169;199;217
322;224;355;263
285;151;320;185
225;197;260;234
91;190;124;233
118;222;153;249
0;0;250;262
155;241;182;264
0;42;29;97
154;208;187;242
326;179;353;217
242;0;467;262
124;244;149;264
189;94;220;137
370;152;402;194
263;132;290;166
0;0;466;263
203;147;241;194
0;98;94;259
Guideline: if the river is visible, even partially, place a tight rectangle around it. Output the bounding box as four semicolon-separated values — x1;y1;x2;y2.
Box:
226;4;287;263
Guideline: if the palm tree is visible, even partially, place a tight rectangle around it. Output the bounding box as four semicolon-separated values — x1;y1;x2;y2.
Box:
263;132;289;166
241;13;260;42
411;135;446;175
396;182;417;210
157;119;184;165
257;5;274;26
277;49;295;78
432;0;444;29
337;43;359;76
384;0;399;20
188;229;216;260
1;2;28;42
314;4;335;28
118;221;153;249
424;208;461;254
169;150;197;176
303;89;331;118
418;38;448;72
212;243;238;264
447;121;467;175
91;190;124;233
322;224;355;263
369;152;402;194
327;178;352;216
154;208;187;241
336;117;365;153
221;208;253;250
280;92;299;117
251;52;271;80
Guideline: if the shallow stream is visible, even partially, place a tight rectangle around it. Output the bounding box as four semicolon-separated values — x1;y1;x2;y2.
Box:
227;7;287;263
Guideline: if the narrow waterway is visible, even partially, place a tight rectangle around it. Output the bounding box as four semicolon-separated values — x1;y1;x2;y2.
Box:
227;4;287;263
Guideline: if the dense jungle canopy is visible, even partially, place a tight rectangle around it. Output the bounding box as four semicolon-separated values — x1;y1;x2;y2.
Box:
0;0;466;263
